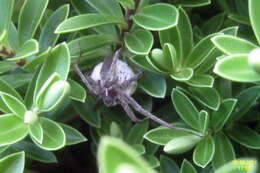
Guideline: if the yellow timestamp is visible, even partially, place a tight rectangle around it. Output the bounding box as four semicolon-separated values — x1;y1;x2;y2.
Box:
232;159;258;171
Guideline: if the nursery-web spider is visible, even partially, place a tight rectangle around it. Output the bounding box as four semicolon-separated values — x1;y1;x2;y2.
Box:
74;49;201;136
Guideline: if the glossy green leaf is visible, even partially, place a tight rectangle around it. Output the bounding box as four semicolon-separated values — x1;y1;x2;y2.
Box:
18;0;49;44
68;34;118;56
0;79;22;101
227;124;260;149
171;68;193;81
211;35;258;55
193;136;215;168
145;155;160;168
0;30;6;43
188;87;221;110
39;4;69;51
72;96;101;128
12;141;57;163
248;48;260;74
249;0;260;44
0;0;14;34
229;86;260;122
0;61;15;74
85;0;123;20
198;110;209;135
29;120;43;144
55;14;126;34
0;146;9;154
0;151;25;173
177;0;210;7
7;39;39;61
110;122;123;139
133;3;178;31
171;89;200;130
126;121;148;145
214;54;260;82
201;13;225;35
180;159;197;173
8;22;19;51
0;73;33;89
36;80;70;112
68;79;86;102
212;132;235;169
0;114;28;147
215;158;258;173
149;48;173;72
160;155;180;173
138;71;166;98
98;137;157;173
186;74;214;87
164;135;201;154
144;126;196;146
132;144;145;155
211;99;237;132
60;123;87;146
0;92;26;119
159;7;193;64
125;29;154;55
33;117;66;151
35;43;70;96
130;55;162;74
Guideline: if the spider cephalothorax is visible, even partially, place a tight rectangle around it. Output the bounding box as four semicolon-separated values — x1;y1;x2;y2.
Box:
74;49;201;136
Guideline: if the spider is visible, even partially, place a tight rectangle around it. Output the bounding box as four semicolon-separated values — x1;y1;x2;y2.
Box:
74;48;201;136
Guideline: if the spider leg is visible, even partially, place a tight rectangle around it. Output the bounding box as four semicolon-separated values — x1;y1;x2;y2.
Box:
121;70;144;88
121;93;202;136
118;96;143;123
74;64;99;95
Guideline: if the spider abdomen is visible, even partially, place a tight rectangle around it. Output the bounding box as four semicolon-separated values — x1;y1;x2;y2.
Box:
90;59;137;95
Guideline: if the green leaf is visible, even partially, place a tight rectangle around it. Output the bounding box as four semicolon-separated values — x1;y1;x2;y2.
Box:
0;151;25;173
249;0;260;45
145;155;160;168
35;43;70;96
98;137;157;173
211;35;258;55
138;71;166;98
0;146;9;154
0;114;28;147
29;120;43;144
126;121;148;145
0;78;23;101
212;132;235;169
55;14;126;34
186;74;214;87
177;0;211;7
215;158;258;173
130;55;162;74
39;4;69;51
8;22;19;51
0;73;33;89
0;92;26;119
193;136;215;168
33;117;66;151
214;54;260;82
68;79;86;102
211;99;237;132
7;39;39;61
60;123;87;146
144;126;195;146
180;159;197;173
227;124;260;149
85;0;124;20
171;68;194;81
72;96;101;128
201;13;225;35
171;89;200;130
164;135;201;154
36;80;70;112
0;0;14;34
125;29;154;55
188;87;221;111
133;3;178;31
149;48;173;72
110;122;123;139
185;33;220;69
68;34;118;56
0;61;15;74
12;141;57;163
0;30;6;43
228;86;260;122
160;155;180;173
198;110;209;135
159;7;193;64
18;0;49;44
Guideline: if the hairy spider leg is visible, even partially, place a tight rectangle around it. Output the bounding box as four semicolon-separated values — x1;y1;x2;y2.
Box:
119;96;143;123
121;70;144;89
120;93;202;136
